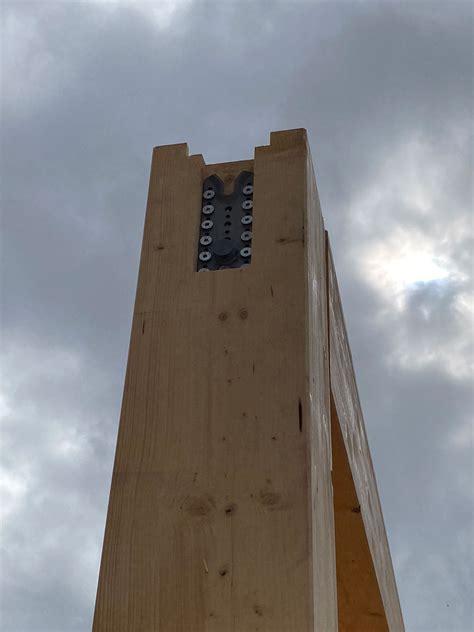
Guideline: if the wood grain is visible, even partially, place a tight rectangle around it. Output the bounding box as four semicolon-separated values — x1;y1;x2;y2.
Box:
93;130;337;631
331;393;388;631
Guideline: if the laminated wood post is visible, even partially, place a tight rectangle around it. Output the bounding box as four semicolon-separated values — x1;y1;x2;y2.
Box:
93;129;403;631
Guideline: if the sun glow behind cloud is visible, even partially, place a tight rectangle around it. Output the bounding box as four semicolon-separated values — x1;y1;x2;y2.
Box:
362;227;450;299
347;136;472;380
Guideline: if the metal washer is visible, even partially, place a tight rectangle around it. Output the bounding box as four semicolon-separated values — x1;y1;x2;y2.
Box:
197;171;254;271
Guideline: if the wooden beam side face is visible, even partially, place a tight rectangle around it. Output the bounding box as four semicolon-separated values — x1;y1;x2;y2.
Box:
331;394;388;631
327;240;404;631
305;147;338;631
94;131;335;631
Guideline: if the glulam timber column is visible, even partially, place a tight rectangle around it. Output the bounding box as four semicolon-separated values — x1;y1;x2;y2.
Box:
93;129;338;631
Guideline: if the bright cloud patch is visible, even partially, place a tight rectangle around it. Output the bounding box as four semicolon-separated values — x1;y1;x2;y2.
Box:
89;0;192;28
346;136;472;380
362;225;450;301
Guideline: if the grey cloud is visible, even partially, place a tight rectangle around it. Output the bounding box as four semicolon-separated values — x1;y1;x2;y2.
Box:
1;1;472;630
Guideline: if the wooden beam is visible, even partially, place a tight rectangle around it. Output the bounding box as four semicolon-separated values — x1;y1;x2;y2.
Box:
331;393;388;630
327;238;405;631
93;130;337;631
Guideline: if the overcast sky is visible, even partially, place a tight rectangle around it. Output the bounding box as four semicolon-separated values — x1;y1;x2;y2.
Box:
1;1;472;631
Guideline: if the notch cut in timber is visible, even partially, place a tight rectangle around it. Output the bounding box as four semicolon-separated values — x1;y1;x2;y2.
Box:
93;129;404;631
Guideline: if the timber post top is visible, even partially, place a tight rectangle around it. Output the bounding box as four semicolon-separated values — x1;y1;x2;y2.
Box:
140;128;316;284
151;127;310;164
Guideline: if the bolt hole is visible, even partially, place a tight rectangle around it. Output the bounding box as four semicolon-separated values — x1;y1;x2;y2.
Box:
224;221;232;226
225;206;232;211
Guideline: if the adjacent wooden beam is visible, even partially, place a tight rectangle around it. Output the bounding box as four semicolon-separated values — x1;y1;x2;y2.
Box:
331;393;388;631
327;239;405;631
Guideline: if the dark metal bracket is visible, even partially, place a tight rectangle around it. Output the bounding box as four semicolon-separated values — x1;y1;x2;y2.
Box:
196;171;254;271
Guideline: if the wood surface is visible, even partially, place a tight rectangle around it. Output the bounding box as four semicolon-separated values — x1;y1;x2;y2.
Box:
305;147;337;631
328;240;405;631
93;129;337;631
331;394;388;631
